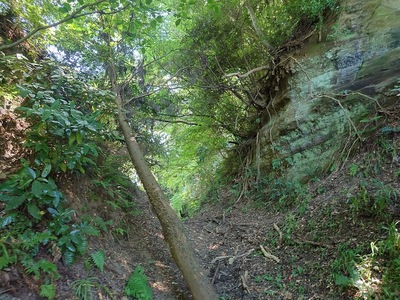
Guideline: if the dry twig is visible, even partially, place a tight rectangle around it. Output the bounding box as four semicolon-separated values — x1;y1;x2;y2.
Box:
260;245;280;263
211;248;255;265
240;270;251;293
273;223;283;246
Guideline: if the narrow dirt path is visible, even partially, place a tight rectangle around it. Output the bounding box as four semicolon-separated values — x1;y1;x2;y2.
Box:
185;203;286;299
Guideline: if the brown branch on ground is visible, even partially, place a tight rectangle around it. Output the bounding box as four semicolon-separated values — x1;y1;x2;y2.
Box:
240;270;251;293
260;245;280;263
273;223;283;247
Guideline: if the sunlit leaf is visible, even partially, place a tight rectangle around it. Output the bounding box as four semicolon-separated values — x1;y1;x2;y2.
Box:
52;191;61;208
41;164;52;178
59;163;67;172
27;168;37;179
1;215;14;227
47;207;59;216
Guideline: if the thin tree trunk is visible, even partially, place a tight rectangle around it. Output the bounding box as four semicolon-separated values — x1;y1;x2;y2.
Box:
109;64;218;300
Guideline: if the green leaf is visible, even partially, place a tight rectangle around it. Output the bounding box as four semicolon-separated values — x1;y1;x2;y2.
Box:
76;132;83;144
145;0;152;4
36;91;44;99
31;180;43;197
68;134;76;146
17;86;30;97
59;163;67;172
21;178;33;189
52;191;61;208
41;164;52;178
27;167;37;179
63;2;71;12
77;165;85;174
150;19;157;28
175;19;181;26
27;203;41;219
5;195;26;211
67;159;76;170
42;109;52;121
47;208;59;216
1;215;14;227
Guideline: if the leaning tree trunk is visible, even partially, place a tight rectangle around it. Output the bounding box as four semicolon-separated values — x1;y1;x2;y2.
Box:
110;68;218;300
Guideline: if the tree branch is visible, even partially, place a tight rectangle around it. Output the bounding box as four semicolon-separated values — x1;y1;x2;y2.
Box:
223;65;269;79
0;0;107;51
124;67;191;106
152;118;199;126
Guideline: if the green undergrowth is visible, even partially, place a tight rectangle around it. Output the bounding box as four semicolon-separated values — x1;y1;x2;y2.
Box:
0;57;139;299
125;265;153;300
331;222;400;298
214;118;400;298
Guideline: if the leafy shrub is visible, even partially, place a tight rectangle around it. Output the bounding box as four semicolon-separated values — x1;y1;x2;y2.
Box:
251;172;307;211
72;277;98;300
331;224;400;297
331;243;362;290
0;160;62;222
0;58;109;298
377;222;400;296
348;180;397;219
16;93;102;174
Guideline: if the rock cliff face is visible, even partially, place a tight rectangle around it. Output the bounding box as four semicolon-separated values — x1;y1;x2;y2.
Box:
257;0;400;182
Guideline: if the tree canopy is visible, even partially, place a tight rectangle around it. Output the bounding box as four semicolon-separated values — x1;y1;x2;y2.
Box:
0;0;339;298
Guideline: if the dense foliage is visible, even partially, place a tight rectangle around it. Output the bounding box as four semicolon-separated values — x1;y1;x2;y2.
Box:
0;0;343;298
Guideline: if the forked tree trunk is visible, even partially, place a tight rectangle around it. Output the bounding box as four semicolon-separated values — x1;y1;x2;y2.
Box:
110;69;218;300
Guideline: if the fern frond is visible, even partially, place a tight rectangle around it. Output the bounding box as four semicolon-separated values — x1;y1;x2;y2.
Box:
36;259;60;279
125;266;153;300
90;250;105;272
40;284;56;300
0;255;14;269
22;258;40;278
72;277;97;300
63;250;75;265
